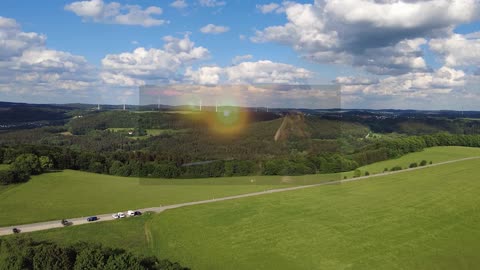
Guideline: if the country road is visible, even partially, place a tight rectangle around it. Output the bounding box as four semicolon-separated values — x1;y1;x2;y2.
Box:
1;156;478;236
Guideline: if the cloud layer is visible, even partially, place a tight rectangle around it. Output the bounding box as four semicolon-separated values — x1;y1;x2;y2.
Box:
0;17;94;100
253;0;479;75
65;0;167;27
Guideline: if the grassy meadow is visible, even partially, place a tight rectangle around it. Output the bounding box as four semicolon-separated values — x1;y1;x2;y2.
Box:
18;157;480;270
1;146;479;226
351;146;480;175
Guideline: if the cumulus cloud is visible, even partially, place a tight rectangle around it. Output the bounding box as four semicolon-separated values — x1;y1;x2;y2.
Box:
0;17;94;98
430;32;480;67
65;0;167;27
185;60;312;84
256;3;283;14
253;0;480;75
232;54;253;64
200;24;230;34
198;0;225;7
0;17;46;60
101;35;209;86
170;0;188;9
337;66;466;97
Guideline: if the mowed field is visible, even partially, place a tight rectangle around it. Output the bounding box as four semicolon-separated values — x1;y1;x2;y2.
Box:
0;146;479;227
352;146;480;175
16;156;480;270
0;170;341;226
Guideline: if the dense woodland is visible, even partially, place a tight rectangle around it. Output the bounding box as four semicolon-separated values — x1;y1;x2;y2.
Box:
1;106;480;184
0;237;187;270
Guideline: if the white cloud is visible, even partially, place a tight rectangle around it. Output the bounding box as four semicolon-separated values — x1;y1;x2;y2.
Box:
65;0;167;27
256;3;283;14
430;32;480;67
101;35;209;86
253;0;480;75
0;17;94;97
170;0;188;9
200;24;230;34
232;54;253;64
0;17;46;60
185;66;223;84
198;0;225;7
185;60;312;84
337;66;466;97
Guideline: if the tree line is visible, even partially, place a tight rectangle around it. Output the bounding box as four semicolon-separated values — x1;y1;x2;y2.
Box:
0;237;188;270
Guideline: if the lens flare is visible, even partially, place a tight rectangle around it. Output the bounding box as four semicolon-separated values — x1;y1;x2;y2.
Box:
206;107;250;136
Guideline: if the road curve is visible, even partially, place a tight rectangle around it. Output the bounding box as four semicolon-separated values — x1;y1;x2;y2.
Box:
1;156;478;236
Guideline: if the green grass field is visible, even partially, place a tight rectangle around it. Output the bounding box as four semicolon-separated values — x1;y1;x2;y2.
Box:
352;146;480;176
20;157;480;269
1;146;479;227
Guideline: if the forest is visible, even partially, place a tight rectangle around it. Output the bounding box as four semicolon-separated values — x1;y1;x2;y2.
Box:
0;237;187;270
1;106;480;184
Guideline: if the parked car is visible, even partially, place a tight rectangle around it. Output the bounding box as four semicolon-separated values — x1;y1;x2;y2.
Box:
112;213;119;219
134;211;142;216
87;216;98;222
118;212;126;218
12;228;20;234
61;219;71;226
127;210;135;216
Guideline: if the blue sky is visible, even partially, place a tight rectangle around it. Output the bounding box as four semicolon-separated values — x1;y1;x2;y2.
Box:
0;0;479;109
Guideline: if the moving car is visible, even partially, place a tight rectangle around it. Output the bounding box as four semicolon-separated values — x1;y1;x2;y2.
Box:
87;216;98;222
61;219;71;226
128;210;142;216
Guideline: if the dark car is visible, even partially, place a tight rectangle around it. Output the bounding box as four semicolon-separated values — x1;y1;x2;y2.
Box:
12;228;20;234
61;219;71;226
87;216;98;222
134;211;142;216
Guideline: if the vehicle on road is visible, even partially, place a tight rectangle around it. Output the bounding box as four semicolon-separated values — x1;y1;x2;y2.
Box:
61;219;71;226
12;228;20;234
128;210;142;216
118;212;126;218
87;216;98;222
112;213;119;219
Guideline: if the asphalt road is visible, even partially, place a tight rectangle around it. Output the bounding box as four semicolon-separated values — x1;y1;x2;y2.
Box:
1;156;478;236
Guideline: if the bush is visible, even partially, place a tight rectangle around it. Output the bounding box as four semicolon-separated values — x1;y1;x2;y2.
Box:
365;171;370;176
419;160;427;166
353;169;361;178
409;162;418;168
390;166;402;171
